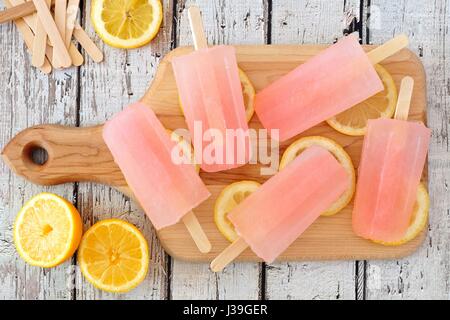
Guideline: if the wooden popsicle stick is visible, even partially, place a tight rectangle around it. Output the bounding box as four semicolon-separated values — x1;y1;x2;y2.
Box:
10;0;52;47
68;43;84;66
181;211;212;253
54;0;66;40
32;0;71;68
210;237;248;272
0;0;34;24
8;0;52;37
0;0;55;24
64;0;82;66
65;0;79;46
394;76;414;121
31;0;51;67
46;40;84;68
367;34;409;65
9;0;38;33
52;0;67;67
73;24;104;62
48;42;84;67
9;0;75;68
187;6;208;50
3;0;51;73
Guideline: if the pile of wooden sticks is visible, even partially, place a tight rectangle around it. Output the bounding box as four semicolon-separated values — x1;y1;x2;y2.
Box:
2;0;103;73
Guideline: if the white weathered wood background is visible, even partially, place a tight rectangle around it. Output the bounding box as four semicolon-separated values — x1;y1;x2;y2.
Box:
0;0;449;300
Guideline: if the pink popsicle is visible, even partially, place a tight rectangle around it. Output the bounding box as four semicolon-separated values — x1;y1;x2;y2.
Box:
255;33;384;141
172;45;250;172
103;103;211;230
352;119;431;242
228;145;350;263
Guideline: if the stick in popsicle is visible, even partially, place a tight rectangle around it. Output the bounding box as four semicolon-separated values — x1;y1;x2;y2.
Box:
255;33;410;142
352;76;431;242
394;76;414;121
103;103;211;253
210;145;350;272
32;0;71;68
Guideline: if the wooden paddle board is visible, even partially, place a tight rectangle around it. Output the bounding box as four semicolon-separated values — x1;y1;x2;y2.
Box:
2;44;428;262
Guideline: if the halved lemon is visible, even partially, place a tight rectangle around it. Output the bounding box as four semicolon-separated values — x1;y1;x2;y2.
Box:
14;193;83;268
78;219;149;293
279;136;356;216
91;0;163;49
167;129;200;173
372;183;429;246
326;64;397;136
178;68;256;122
214;181;261;242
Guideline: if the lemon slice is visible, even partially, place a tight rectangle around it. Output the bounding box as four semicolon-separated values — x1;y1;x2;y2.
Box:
178;67;256;122
78;219;149;293
326;64;397;136
279;136;356;216
14;193;83;268
239;68;256;121
214;181;261;242
91;0;163;49
371;183;429;246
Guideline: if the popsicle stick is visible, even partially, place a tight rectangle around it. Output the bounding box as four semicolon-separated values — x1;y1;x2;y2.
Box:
7;0;52;48
11;0;52;47
3;0;51;73
52;0;67;67
9;0;38;33
181;211;212;253
50;41;84;67
367;34;409;65
54;0;66;40
8;0;67;68
31;0;51;67
32;0;71;68
68;43;84;66
73;24;104;62
210;237;248;272
65;0;79;46
187;6;208;50
63;1;82;66
394;76;414;121
0;0;33;24
0;0;55;24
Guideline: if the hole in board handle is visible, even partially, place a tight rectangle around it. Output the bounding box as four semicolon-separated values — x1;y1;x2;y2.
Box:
22;142;49;169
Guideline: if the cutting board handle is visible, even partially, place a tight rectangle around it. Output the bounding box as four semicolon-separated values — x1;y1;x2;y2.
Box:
1;124;127;188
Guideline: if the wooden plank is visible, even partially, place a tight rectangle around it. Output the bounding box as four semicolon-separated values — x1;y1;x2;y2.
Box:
270;0;361;44
365;0;450;299
265;0;360;300
170;0;266;300
74;0;174;300
0;3;78;299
